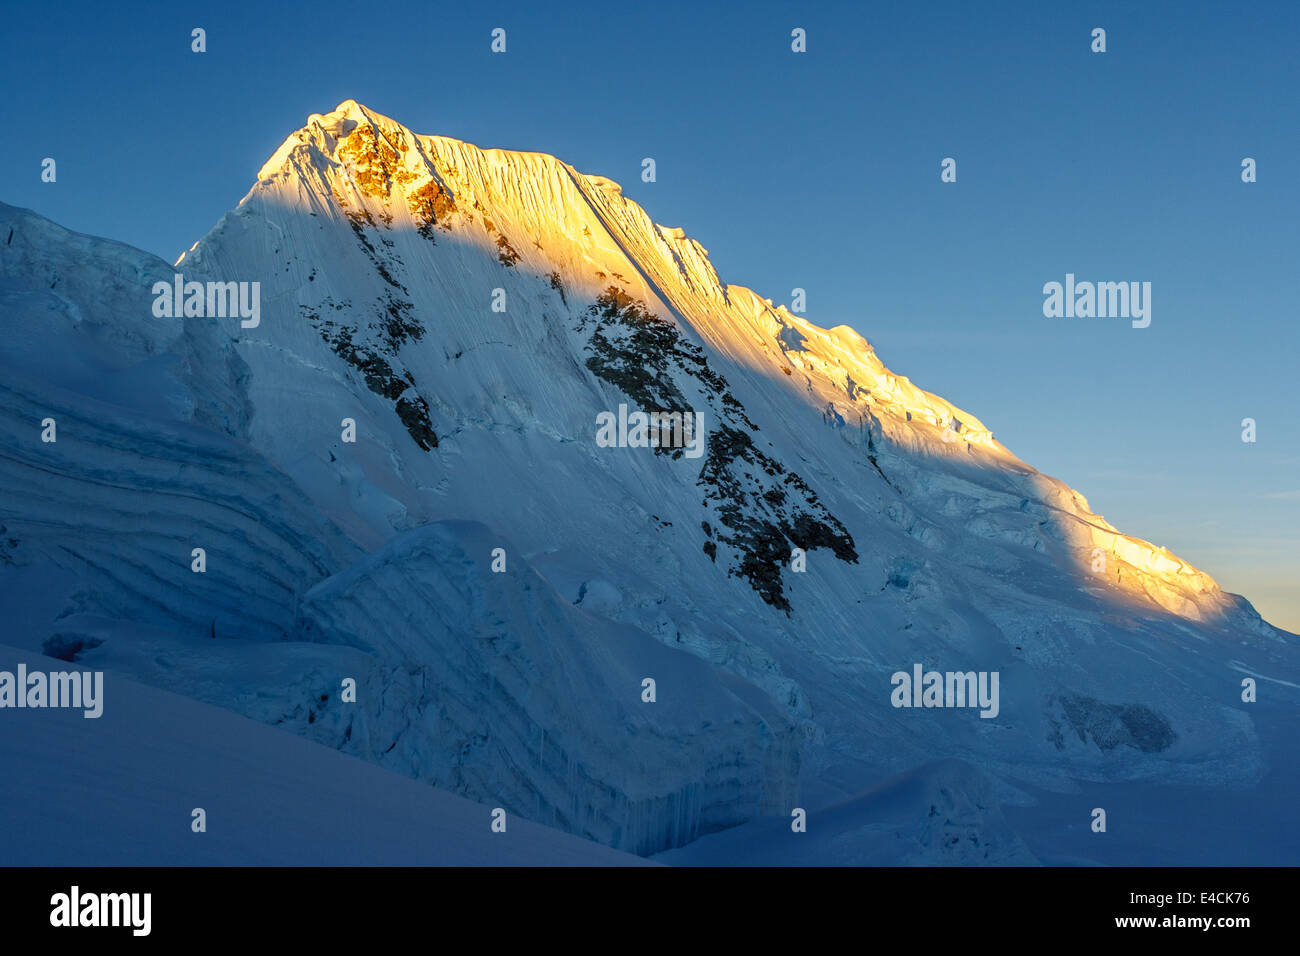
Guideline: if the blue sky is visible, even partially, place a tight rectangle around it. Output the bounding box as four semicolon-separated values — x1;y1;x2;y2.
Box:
3;0;1296;630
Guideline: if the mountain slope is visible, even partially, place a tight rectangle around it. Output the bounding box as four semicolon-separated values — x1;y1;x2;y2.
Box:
0;201;797;856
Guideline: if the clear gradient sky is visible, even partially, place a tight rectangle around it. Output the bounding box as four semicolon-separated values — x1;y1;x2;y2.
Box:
3;1;1297;630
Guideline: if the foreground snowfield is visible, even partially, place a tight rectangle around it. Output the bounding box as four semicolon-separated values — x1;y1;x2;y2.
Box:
1;100;1296;864
0;644;646;865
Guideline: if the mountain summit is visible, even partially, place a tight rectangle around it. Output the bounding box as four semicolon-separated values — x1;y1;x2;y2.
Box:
1;101;1293;861
181;100;1244;615
180;101;1267;618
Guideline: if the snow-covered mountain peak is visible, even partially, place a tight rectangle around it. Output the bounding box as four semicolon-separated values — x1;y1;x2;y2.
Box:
171;100;1284;637
9;102;1284;853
